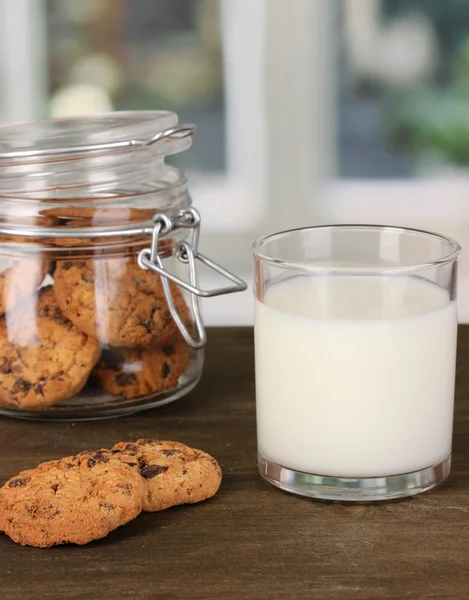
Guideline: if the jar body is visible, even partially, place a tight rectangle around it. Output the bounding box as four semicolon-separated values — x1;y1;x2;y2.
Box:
0;212;204;420
0;112;207;420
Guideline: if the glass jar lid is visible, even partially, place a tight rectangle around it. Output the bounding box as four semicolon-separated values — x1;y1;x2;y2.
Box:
0;111;196;245
0;111;194;161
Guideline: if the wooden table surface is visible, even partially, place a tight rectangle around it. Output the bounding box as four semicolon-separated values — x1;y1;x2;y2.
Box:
1;327;469;600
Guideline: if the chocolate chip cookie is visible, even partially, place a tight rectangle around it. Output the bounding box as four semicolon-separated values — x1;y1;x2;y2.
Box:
110;439;222;512
53;256;189;347
0;288;101;409
0;451;145;547
92;338;191;399
0;440;221;547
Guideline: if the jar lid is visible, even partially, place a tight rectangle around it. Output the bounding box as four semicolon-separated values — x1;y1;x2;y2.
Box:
0;111;195;161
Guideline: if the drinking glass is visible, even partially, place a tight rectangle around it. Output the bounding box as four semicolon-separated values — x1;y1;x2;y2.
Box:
253;225;460;501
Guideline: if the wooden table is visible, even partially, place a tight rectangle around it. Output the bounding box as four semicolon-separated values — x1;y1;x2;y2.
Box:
1;327;469;600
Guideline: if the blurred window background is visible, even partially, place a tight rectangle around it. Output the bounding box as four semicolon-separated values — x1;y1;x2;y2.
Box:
1;0;469;322
339;0;469;178
47;0;226;175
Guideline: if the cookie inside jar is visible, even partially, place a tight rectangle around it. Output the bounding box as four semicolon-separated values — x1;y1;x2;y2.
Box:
0;111;205;420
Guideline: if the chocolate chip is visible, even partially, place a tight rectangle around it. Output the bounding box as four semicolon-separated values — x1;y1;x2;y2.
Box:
53;313;70;325
51;483;59;493
119;483;132;496
162;345;176;356
0;358;12;374
8;477;29;488
94;452;110;463
34;381;45;395
87;452;110;467
61;261;74;270
140;465;168;479
99;503;115;512
11;378;32;395
115;373;137;386
161;449;180;457
161;363;170;379
124;443;138;454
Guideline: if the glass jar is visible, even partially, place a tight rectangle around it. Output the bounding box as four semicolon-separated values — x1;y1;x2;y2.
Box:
0;111;246;420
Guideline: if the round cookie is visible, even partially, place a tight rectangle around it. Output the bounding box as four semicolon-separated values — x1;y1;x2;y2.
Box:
0;450;145;547
53;256;189;347
0;287;101;409
110;439;222;512
92;338;191;399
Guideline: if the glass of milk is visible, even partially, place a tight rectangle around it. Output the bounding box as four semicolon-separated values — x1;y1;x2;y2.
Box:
253;225;460;501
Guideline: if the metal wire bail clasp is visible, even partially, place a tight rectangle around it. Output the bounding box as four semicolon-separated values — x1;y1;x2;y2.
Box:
138;208;247;349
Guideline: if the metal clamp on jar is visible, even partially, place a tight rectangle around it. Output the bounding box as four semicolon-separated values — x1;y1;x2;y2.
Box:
0;111;246;420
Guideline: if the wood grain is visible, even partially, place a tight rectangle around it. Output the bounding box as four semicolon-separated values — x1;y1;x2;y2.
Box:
0;327;468;599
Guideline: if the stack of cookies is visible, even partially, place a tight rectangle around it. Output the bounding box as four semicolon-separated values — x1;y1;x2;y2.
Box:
53;256;191;400
0;248;191;409
0;439;222;547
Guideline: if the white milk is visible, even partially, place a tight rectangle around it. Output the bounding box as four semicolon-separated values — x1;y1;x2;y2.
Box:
255;275;458;477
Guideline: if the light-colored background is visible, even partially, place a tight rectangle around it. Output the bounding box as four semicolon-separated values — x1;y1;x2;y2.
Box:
1;0;469;324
